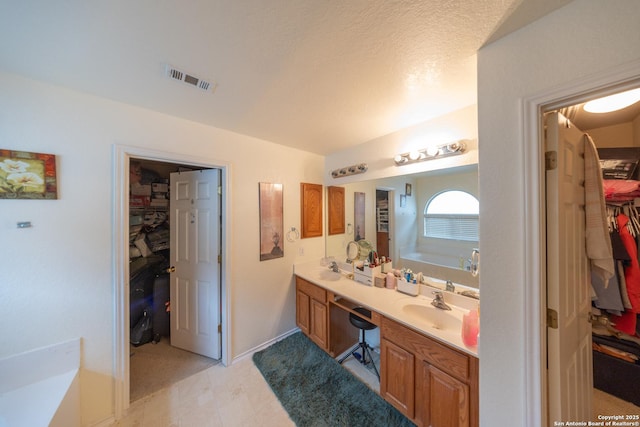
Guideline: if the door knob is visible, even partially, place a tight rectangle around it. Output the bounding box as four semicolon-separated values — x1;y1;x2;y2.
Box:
166;266;176;273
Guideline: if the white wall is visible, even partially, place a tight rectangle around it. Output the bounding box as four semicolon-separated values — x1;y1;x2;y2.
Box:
0;72;324;425
477;0;640;425
586;122;634;147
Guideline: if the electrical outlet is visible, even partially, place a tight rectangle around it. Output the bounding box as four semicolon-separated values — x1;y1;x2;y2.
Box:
299;246;304;256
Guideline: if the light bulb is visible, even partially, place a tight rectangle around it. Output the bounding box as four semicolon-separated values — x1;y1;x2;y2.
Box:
408;151;421;161
584;88;640;113
426;146;439;157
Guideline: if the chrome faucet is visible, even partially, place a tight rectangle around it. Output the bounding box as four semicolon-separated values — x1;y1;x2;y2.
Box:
431;291;452;310
328;261;340;273
445;280;455;292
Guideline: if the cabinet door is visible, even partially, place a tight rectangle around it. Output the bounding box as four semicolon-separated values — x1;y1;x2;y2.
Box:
301;183;323;238
381;338;415;418
376;231;389;259
327;186;345;235
309;298;328;349
418;362;470;427
296;290;310;335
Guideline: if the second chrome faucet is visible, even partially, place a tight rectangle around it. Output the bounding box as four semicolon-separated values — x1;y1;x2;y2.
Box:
431;291;452;310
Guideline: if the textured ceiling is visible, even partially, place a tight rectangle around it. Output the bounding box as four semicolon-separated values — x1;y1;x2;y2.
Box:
0;1;573;154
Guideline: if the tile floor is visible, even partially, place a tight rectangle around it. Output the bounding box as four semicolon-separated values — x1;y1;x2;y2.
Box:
112;349;380;427
111;356;295;427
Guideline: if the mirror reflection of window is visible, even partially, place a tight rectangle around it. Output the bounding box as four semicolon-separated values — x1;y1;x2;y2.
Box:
424;190;479;241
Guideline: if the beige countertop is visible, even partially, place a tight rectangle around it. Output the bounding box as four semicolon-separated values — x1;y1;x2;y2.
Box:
294;261;479;358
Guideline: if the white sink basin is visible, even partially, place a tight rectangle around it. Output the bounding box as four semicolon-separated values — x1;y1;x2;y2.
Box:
401;303;462;332
318;269;342;281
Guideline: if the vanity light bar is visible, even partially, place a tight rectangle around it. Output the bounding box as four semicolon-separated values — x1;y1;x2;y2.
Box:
394;140;467;166
331;163;368;178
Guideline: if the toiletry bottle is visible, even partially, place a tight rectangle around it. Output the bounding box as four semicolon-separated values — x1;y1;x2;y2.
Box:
386;272;396;289
462;305;479;347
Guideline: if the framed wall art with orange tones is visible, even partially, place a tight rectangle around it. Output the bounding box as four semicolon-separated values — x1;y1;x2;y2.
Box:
0;150;57;199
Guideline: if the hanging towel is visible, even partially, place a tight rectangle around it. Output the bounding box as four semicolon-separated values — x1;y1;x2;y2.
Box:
584;134;615;283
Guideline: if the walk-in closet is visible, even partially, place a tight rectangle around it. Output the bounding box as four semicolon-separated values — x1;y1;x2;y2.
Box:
128;158;218;402
557;90;640;415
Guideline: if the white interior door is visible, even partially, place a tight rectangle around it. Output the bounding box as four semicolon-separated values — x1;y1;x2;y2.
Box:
169;169;221;359
545;111;592;422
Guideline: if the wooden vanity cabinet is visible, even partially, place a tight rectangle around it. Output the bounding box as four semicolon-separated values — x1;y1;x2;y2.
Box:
417;363;470;427
381;338;415;417
381;317;479;427
295;277;328;350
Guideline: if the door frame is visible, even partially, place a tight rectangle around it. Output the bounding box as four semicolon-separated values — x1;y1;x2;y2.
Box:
376;186;395;262
521;60;640;426
112;144;232;417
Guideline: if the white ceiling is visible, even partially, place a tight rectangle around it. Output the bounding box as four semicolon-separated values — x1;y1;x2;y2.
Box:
0;0;574;155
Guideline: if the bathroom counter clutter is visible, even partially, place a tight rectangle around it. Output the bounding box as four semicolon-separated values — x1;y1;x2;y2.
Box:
293;261;478;357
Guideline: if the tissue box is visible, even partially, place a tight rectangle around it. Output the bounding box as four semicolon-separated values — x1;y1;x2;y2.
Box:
353;264;377;286
353;262;393;286
353;272;373;286
374;274;386;288
397;279;420;296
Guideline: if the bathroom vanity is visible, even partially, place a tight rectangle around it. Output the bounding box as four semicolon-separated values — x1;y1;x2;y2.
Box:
294;262;479;427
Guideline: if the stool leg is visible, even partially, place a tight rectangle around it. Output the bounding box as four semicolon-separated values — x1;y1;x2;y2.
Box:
358;329;380;380
336;326;380;382
337;343;360;364
364;345;380;380
338;328;365;364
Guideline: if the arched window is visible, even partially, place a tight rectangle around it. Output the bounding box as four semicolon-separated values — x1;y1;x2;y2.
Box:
424;190;479;241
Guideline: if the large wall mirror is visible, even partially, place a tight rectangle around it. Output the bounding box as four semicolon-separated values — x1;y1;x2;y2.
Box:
325;164;479;289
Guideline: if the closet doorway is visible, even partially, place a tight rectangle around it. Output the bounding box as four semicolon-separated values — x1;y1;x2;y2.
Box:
543;85;640;423
128;159;221;401
113;145;231;416
375;189;393;260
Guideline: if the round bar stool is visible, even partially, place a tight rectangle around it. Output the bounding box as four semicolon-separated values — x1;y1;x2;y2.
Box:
337;307;380;380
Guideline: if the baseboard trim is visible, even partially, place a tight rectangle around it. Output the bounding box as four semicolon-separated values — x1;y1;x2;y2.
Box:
232;328;300;364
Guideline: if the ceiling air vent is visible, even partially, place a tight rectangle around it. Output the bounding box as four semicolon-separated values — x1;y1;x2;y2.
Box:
164;64;217;93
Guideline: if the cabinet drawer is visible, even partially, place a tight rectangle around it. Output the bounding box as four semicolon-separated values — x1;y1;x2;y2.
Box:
382;317;470;382
296;277;327;303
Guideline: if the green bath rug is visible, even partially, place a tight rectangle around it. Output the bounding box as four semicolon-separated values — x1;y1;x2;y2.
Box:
252;332;414;427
